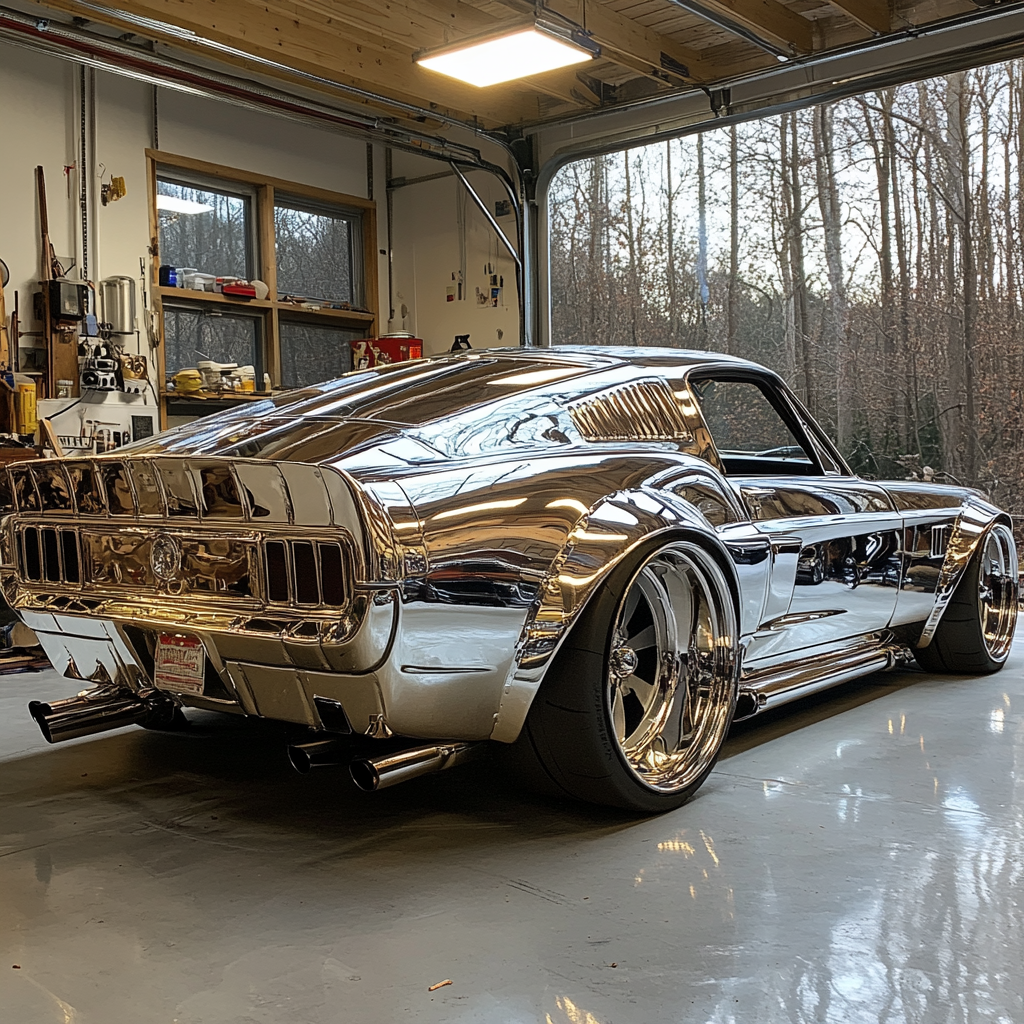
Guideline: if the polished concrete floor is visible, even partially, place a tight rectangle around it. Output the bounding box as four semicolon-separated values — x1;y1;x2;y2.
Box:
1;645;1022;1024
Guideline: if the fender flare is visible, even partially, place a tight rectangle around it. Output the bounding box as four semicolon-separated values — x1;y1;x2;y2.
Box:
917;495;1013;649
489;487;739;742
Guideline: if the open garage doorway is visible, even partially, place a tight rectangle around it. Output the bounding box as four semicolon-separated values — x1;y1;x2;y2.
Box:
548;61;1024;538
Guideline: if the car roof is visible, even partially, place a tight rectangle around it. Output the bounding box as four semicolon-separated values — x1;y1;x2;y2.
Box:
546;346;766;372
123;346;776;462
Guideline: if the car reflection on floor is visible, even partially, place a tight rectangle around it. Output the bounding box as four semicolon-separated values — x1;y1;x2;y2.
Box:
1;642;1021;1024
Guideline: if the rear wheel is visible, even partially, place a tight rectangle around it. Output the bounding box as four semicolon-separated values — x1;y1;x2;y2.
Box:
514;539;738;813
915;522;1018;674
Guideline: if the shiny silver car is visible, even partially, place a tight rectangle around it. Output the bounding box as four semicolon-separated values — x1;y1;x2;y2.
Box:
2;348;1018;812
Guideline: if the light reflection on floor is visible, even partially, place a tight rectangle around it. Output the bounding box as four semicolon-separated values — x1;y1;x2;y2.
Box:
1;640;1021;1023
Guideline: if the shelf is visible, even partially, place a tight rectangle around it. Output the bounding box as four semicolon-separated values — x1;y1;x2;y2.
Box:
157;286;274;309
276;305;376;323
156;286;376;324
162;390;273;402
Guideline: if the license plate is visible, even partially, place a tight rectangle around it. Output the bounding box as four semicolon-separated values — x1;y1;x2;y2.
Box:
154;633;206;696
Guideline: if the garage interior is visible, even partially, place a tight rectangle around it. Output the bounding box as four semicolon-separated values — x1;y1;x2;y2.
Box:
1;0;1023;1018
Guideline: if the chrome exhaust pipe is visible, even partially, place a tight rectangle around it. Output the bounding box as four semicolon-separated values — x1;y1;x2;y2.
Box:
28;686;177;744
349;742;482;792
287;737;351;775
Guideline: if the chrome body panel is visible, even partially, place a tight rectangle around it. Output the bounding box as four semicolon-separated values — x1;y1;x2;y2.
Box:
915;494;1010;648
1;347;1015;746
733;478;903;664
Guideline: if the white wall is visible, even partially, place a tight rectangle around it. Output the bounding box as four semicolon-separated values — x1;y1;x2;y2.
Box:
0;46;79;320
0;38;522;427
390;149;520;355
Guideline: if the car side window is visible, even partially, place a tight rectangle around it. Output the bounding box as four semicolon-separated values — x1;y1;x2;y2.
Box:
690;378;817;476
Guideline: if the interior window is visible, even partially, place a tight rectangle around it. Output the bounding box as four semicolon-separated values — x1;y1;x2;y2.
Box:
157;175;255;280
163;305;263;379
279;320;362;388
691;378;817;475
275;195;362;304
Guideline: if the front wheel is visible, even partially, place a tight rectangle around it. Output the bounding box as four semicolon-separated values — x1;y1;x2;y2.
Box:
915;522;1018;674
515;539;739;814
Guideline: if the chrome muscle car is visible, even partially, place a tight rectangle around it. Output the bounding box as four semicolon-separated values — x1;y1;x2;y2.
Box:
2;348;1018;812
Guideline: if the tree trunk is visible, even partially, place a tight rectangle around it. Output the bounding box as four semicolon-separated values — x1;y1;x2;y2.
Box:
778;115;798;384
883;92;913;454
728;125;739;356
814;103;848;445
665;141;677;344
788;113;814;413
956;76;979;484
942;74;968;481
623;152;639;345
697;133;709;343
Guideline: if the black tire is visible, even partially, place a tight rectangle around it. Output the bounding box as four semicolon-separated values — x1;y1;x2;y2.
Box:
915;523;1018;674
511;538;739;814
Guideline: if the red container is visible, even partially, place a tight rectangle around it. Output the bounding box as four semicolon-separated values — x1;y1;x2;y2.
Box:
351;336;423;369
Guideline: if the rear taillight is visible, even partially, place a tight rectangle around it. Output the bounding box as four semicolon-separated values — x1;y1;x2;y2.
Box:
262;540;348;608
18;526;80;585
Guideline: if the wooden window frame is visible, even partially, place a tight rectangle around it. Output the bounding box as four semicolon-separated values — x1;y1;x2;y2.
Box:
147;149;378;426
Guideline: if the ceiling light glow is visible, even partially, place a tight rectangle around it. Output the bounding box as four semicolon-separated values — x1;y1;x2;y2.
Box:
416;27;594;88
157;195;214;215
488;367;580;386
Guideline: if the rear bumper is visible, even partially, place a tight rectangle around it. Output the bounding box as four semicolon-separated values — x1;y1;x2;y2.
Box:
19;599;395;734
20;596;528;741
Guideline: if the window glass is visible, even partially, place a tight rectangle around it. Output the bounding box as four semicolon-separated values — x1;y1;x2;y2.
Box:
692;379;813;469
279;320;362;388
163;306;262;377
275;197;360;303
157;177;253;279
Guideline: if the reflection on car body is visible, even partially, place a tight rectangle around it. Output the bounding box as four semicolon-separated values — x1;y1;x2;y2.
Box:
1;347;1017;812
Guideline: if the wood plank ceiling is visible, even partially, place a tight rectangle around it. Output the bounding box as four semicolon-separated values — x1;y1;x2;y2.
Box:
39;0;983;131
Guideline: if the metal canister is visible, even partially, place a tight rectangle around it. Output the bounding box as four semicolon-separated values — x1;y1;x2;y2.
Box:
99;276;137;336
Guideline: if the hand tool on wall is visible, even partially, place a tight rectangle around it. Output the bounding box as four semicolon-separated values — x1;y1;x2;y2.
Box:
12;291;21;372
0;258;10;371
0;260;13;433
37;165;80;399
37;167;63;283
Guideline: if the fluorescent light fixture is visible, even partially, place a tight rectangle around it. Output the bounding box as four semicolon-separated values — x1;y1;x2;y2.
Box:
416;25;595;88
157;195;213;215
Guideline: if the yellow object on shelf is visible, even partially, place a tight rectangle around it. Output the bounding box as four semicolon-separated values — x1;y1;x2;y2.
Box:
172;369;203;394
16;381;37;436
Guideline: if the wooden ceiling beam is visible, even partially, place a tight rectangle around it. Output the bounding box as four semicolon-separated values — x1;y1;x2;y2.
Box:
310;0;714;89
47;0;542;126
824;0;891;34
526;66;604;107
673;0;815;54
555;0;713;80
278;0;509;52
274;0;604;109
487;0;713;82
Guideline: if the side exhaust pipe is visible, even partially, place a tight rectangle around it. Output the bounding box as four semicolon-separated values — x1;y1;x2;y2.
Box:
29;686;178;744
349;742;481;792
287;737;351;775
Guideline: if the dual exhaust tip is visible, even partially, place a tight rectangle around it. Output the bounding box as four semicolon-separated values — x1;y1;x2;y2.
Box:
28;685;480;793
288;738;481;791
28;686;180;744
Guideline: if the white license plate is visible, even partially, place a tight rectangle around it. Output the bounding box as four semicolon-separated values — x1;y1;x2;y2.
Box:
154;633;206;696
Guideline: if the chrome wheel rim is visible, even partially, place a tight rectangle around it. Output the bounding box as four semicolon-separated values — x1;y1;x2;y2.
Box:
606;542;737;794
978;524;1018;663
